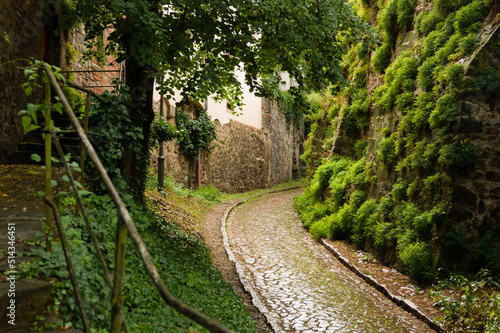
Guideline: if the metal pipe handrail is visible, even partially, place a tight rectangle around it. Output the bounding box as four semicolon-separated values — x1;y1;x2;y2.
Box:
42;62;233;333
48;127;130;333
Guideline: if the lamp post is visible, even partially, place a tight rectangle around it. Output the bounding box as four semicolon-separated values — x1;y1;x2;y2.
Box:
158;96;165;195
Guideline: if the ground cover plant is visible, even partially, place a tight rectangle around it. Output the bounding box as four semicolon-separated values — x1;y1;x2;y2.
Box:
20;188;256;332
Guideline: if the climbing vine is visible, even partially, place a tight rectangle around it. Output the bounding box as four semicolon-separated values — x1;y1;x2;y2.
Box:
175;108;218;164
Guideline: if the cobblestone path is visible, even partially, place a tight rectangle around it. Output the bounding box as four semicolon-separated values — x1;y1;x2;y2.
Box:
226;189;433;333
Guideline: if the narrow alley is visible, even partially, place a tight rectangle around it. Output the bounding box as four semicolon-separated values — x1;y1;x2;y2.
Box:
226;189;433;333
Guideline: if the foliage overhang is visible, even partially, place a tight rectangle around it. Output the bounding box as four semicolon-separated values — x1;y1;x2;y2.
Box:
66;0;368;106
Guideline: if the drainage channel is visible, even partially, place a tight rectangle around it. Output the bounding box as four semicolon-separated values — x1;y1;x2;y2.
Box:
222;188;437;333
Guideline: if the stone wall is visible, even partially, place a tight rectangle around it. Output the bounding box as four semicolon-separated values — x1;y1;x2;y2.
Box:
0;0;44;162
152;99;304;193
324;8;500;273
68;28;123;95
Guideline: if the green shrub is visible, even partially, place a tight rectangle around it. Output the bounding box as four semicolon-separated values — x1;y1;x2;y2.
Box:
351;159;371;189
377;52;418;111
354;139;368;159
409;138;429;169
397;0;417;28
429;94;457;129
474;68;500;97
196;184;221;203
343;90;371;131
436;64;463;93
457;33;480;58
415;10;442;36
372;43;392;73
473;225;500;276
395;202;422;230
433;34;461;64
377;136;396;164
300;202;330;228
432;270;500;332
62;87;85;114
399;241;433;283
355;38;370;61
420;19;455;59
309;161;337;200
413;91;434;128
438;139;482;169
374;221;395;249
435;0;473;15
310;215;332;239
352;199;378;247
454;0;488;35
335;204;357;238
378;0;399;44
391;181;408;202
385;52;419;85
353;63;368;87
395;91;414;111
406;179;421;198
329;182;347;210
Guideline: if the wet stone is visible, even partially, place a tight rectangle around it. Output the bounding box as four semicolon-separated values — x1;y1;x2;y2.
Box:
227;189;433;332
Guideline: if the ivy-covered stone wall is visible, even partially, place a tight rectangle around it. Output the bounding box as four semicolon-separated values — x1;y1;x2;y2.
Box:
296;0;500;282
152;98;304;193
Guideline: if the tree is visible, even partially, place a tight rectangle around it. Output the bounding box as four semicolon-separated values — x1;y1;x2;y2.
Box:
67;0;366;197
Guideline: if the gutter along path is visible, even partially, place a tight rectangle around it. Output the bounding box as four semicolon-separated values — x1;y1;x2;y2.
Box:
222;188;434;333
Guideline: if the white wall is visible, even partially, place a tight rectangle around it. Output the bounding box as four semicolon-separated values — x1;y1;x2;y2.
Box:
153;69;294;130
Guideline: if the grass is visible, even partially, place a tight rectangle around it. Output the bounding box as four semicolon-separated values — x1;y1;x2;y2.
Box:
146;171;305;236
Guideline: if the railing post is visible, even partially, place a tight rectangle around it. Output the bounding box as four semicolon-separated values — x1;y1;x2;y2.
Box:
44;197;91;333
79;93;91;176
44;80;53;252
75;93;91;216
111;216;128;333
158;95;165;194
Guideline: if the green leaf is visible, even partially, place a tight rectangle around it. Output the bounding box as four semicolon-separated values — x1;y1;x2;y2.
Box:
37;191;45;198
31;154;42;162
54;102;63;115
62;175;70;182
28;170;40;175
24;85;33;96
51;180;58;187
77;190;93;196
26;124;41;133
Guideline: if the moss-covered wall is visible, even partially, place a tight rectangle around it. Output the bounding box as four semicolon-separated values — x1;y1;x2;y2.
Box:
297;0;500;282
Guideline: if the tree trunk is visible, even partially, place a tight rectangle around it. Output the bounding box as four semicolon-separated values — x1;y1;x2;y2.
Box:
124;58;155;200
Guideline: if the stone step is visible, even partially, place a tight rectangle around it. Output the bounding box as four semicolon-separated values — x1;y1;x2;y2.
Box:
0;278;59;332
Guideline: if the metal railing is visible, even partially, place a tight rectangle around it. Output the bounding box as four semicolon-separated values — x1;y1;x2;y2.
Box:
39;62;233;333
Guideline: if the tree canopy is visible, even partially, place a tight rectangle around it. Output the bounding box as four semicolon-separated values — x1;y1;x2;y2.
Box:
65;0;367;197
68;0;365;105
